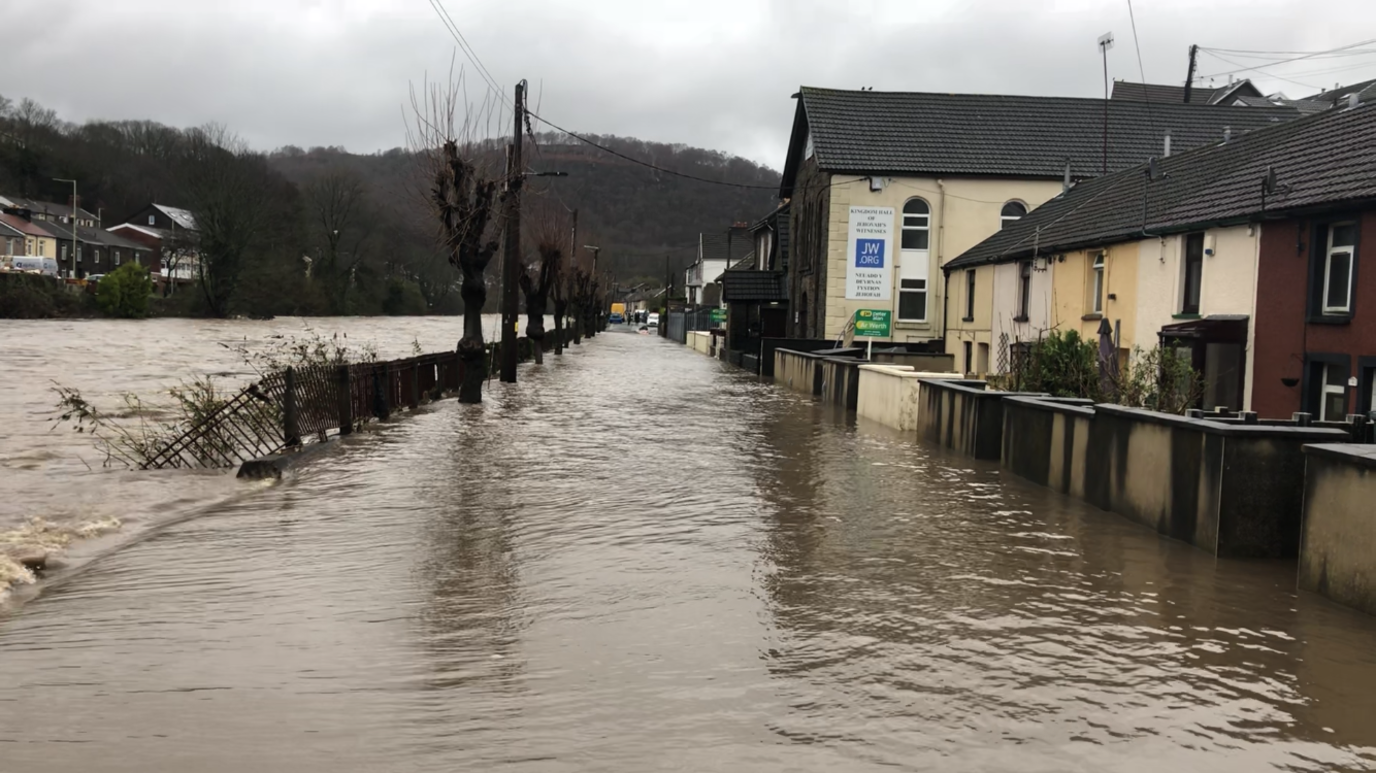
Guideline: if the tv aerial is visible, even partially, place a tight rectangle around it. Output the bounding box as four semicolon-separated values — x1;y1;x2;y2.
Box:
1098;32;1115;51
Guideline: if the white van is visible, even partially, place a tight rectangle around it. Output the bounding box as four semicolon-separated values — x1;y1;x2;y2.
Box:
9;256;59;276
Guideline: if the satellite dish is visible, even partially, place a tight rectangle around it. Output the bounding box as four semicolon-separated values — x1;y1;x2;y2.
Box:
1098;32;1115;51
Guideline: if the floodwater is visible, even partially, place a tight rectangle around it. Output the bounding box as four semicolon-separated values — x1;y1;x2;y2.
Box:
3;321;1376;772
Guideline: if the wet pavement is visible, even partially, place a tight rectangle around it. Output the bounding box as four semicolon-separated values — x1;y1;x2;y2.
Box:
2;324;1376;771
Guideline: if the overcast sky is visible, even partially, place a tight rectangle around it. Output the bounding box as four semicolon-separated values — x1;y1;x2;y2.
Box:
4;0;1375;169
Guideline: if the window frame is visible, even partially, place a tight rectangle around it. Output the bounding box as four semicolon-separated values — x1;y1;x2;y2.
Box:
1322;221;1357;315
1303;353;1350;421
964;269;976;321
901;198;930;252
1000;201;1027;230
1182;232;1204;315
1307;219;1362;323
1091;252;1106;315
1016;260;1032;321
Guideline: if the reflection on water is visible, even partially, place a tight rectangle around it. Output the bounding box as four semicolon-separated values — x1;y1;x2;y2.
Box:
1;328;1375;771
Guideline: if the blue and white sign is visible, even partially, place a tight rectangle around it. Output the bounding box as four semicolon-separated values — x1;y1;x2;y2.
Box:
846;206;894;300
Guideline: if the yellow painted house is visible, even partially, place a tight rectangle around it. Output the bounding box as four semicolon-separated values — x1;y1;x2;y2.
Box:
945;139;1275;410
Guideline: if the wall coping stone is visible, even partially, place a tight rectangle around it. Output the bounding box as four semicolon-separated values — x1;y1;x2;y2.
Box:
1303;443;1376;469
1093;403;1351;440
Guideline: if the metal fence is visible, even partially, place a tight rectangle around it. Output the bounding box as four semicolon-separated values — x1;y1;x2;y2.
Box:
141;352;466;470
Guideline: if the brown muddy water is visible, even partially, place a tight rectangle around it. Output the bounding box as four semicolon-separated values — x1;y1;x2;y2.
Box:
2;320;1376;771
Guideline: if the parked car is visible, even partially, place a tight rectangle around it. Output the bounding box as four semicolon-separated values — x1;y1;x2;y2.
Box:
608;312;624;324
647;312;660;328
86;274;106;284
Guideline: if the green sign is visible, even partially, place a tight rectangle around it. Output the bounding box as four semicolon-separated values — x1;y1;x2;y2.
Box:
853;309;891;337
710;307;726;324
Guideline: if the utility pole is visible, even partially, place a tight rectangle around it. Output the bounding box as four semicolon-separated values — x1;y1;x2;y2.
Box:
584;244;600;332
53;178;79;278
1183;44;1199;104
500;80;526;384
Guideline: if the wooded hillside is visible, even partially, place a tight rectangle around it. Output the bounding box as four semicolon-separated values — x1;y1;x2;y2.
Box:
0;91;779;317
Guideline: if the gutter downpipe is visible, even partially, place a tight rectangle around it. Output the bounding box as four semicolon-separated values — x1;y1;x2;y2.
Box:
937;179;947;348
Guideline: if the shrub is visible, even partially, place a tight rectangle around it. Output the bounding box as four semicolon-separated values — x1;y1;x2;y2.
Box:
1112;346;1204;415
1004;330;1105;400
96;262;153;319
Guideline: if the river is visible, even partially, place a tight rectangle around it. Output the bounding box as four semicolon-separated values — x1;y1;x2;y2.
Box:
2;320;1376;771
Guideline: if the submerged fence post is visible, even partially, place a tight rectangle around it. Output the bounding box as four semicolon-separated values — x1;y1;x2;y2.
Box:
409;359;420;409
373;363;391;420
283;367;301;447
337;364;353;436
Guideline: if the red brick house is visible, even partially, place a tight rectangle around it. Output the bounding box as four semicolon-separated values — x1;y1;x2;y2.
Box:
1253;211;1376;420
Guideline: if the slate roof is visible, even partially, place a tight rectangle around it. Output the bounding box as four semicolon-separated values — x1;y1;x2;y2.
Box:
721;270;788;302
1111;80;1263;105
780;87;1298;195
26;220;155;252
945;100;1376;271
1303;78;1376;108
0;213;58;238
0;196;99;223
699;229;753;263
153;204;198;231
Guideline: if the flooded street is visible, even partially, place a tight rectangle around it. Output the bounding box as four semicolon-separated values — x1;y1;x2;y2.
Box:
3;323;1376;771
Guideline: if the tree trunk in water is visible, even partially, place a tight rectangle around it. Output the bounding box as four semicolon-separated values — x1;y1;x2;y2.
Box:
457;266;487;403
571;304;583;345
553;300;567;355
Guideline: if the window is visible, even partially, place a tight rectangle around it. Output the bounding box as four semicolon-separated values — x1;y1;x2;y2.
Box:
59;243;67;261
1000;201;1026;230
1091;252;1105;314
94;248;101;265
964;269;976;320
148;214;156;225
26;238;34;254
1016;261;1032;320
898;257;928;321
1182;233;1204;314
901;199;930;250
37;240;45;257
115;250;123;266
1323;222;1356;314
1321;364;1349;421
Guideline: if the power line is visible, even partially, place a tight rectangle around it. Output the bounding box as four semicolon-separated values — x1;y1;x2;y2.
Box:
1125;0;1157;138
423;0;509;106
1198;50;1321;90
525;109;782;190
1195;37;1376;81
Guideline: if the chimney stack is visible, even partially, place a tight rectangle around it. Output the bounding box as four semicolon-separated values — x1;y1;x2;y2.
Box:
1163;131;1172;157
1223;126;1232;143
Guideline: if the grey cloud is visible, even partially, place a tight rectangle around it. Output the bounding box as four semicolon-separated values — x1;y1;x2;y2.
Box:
3;0;1374;171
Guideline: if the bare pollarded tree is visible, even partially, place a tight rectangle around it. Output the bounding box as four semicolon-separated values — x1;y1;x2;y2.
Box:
518;202;572;363
406;68;508;403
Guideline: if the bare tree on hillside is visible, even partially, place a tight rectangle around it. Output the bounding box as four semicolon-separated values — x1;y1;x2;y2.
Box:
406;71;507;403
304;169;373;313
178;124;277;317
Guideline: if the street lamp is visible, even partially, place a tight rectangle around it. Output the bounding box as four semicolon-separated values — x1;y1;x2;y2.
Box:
53;178;78;278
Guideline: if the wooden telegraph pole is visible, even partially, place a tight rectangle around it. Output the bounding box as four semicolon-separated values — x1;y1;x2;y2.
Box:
500;80;526;383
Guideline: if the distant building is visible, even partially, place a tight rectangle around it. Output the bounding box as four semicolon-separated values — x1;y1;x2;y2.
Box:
108;203;201;283
683;225;752;306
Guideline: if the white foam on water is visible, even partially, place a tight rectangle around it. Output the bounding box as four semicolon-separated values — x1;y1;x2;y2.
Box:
0;516;123;602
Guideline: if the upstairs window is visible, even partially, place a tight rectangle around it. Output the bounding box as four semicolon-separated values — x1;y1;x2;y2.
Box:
1091;252;1106;314
902;199;930;250
1182;233;1204;314
1323;222;1356;314
899;254;929;322
148;214;156;225
1017;260;1032;320
964;269;976;320
1000;201;1026;230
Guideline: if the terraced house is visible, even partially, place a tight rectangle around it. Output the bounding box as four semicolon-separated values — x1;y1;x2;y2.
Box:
946;96;1376;418
777;87;1296;349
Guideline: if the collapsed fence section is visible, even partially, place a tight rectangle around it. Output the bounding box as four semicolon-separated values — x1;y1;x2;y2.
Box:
140;351;466;470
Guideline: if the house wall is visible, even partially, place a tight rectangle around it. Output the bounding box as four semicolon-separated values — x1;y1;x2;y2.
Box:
990;259;1055;371
1135;226;1262;408
807;175;1063;342
1253;211;1376;420
787;158;831;339
943;264;996;375
1050;243;1140;358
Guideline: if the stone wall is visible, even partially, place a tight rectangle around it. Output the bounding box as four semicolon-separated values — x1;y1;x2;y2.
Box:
1298;445;1376;615
1000;396;1347;557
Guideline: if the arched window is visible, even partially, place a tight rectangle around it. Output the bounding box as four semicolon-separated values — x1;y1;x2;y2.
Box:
901;198;930;250
1001;201;1027;230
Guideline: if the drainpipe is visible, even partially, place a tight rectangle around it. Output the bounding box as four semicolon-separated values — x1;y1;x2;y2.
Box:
937;179;947;347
